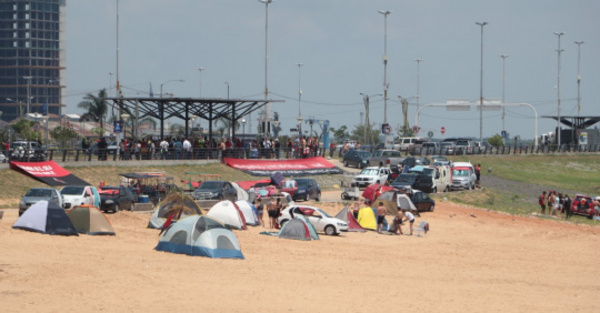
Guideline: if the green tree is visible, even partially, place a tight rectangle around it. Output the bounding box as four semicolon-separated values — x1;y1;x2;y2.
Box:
50;126;79;149
77;89;109;129
330;125;349;142
11;118;41;142
487;134;503;147
351;123;381;145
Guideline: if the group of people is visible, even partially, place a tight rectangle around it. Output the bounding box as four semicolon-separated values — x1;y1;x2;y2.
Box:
538;190;579;219
253;197;283;229
352;199;417;235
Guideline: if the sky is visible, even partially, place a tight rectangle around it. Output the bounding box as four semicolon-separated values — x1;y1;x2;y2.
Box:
64;0;600;141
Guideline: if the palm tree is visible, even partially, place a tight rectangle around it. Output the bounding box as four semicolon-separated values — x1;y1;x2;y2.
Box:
78;89;109;129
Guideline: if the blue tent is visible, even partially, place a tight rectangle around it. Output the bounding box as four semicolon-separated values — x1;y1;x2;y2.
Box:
13;200;78;236
155;215;244;259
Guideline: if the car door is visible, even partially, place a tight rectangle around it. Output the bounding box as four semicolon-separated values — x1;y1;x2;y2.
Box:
304;208;326;231
412;192;426;211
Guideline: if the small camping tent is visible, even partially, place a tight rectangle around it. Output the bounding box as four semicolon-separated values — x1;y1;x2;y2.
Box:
376;190;418;214
207;200;247;230
356;206;377;231
13;200;78;236
362;184;394;203
278;216;319;241
235;200;259;226
334;207;366;232
231;182;249;201
155;215;244;259
148;192;202;229
66;205;115;235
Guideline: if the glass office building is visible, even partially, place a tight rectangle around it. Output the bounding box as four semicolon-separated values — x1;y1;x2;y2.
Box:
0;0;65;122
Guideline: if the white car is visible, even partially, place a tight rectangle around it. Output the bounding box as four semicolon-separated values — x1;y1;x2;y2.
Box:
278;205;348;235
352;167;390;188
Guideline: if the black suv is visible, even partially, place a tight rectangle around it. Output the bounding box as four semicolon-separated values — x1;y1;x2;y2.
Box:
191;180;238;201
292;178;321;201
99;186;136;213
343;150;372;169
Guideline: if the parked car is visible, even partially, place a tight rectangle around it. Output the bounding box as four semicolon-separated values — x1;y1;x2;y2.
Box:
454;139;474;155
99;186;136;213
409;165;451;193
10;141;46;161
440;142;455;155
60;185;99;209
402;156;431;168
420;142;440;153
450;162;476;190
0;152;6;163
292;178;321;201
393;137;425;151
570;194;594;218
280;180;298;198
343;149;372;169
89;141;119;155
352;167;391;188
411;190;436;212
192;180;238;201
431;155;448;163
390;173;420;192
368;149;404;167
278;205;348;235
19;188;64;216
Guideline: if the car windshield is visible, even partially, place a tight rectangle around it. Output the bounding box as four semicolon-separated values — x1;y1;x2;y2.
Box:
295;179;310;187
199;181;223;190
315;208;332;218
61;186;85;195
360;169;379;175
394;174;417;183
456;140;469;146
453;169;470;177
422;168;434;176
25;189;52;197
357;151;371;158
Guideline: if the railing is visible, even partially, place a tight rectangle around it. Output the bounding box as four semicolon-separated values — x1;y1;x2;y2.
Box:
3;143;598;164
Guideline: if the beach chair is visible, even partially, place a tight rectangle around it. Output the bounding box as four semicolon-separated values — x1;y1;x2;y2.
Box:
414;221;429;237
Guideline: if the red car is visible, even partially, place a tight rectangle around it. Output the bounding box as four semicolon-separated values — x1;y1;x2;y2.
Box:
571;194;594;218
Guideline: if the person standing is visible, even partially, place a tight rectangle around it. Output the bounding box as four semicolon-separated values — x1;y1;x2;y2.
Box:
254;198;265;227
182;138;192;159
159;138;169;160
376;202;387;234
402;209;416;235
547;191;555;216
563;194;572;220
475;163;482;188
539;191;547;215
267;198;277;229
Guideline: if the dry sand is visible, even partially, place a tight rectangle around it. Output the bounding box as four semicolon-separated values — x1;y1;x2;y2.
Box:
1;194;599;313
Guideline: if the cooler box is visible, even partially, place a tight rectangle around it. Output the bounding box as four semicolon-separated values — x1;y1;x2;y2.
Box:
139;195;149;203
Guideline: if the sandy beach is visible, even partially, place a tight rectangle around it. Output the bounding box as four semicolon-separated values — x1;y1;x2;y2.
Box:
1;195;599;313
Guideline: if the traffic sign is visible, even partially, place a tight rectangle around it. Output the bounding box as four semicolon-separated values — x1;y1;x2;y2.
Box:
290;128;298;132
441;126;446;135
427;131;434;139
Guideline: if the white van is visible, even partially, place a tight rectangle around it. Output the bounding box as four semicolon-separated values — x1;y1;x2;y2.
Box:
393;137;424;151
450;162;476;190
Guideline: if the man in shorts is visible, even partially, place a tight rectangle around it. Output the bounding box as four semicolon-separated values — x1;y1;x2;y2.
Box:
401;209;416;235
376;202;387;234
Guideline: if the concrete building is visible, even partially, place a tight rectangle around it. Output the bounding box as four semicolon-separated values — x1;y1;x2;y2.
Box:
0;0;65;122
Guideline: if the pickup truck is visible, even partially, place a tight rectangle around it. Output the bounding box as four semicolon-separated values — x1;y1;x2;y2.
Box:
368;150;404;167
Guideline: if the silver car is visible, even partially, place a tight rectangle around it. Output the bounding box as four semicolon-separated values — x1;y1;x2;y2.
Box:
19;188;64;216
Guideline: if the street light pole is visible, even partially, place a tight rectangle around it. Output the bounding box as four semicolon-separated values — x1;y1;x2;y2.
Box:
225;82;230;99
476;21;488;145
500;54;509;132
554;31;565;147
258;0;273;135
198;67;204;97
415;59;423;113
574;41;584;116
378;10;391;124
296;63;303;128
160;79;184;98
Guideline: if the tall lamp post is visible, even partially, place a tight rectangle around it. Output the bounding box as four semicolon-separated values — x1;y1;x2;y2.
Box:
415;59;423;113
476;21;488;145
500;54;509;133
24;76;32;115
225;81;230;99
160;79;184;98
296;63;303;137
258;0;273;136
378;10;391;123
574;41;584;115
554;31;565;147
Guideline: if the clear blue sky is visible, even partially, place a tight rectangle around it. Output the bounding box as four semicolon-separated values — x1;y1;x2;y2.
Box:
65;0;600;141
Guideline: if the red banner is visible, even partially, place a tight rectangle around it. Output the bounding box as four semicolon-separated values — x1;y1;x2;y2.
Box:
10;161;90;186
225;156;343;176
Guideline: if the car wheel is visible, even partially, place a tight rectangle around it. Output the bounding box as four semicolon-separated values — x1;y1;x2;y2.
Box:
305;193;310;202
324;225;336;236
429;204;435;212
344;160;349;167
113;204;120;213
341;192;349;200
280;219;289;227
316;192;321;202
